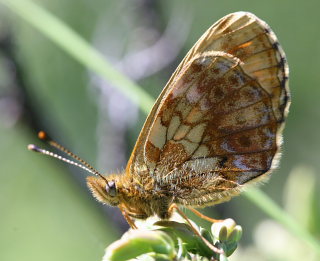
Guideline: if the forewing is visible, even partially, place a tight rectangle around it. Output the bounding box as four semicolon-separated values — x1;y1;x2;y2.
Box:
172;11;289;122
127;12;290;197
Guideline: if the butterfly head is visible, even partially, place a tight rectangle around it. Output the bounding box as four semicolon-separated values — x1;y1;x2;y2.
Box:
86;175;120;206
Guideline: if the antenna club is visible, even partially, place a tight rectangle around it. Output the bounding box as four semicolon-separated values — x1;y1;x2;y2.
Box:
28;144;40;152
38;131;49;140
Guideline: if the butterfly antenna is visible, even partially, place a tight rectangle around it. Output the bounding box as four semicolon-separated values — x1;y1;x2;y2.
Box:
28;131;108;183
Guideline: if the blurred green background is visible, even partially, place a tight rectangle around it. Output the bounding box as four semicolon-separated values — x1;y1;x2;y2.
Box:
0;0;319;260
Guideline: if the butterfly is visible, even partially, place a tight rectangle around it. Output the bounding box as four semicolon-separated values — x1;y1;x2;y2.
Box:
85;11;290;225
30;12;290;232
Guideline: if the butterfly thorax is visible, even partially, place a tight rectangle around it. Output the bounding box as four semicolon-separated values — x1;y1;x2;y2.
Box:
86;174;174;219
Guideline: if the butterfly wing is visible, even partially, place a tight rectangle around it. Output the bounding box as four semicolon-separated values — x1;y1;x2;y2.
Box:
126;12;290;205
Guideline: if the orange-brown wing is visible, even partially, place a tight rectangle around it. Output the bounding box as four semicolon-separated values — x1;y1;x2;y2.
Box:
126;12;290;201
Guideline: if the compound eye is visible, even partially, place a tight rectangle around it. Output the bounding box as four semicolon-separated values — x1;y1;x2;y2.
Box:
106;180;117;197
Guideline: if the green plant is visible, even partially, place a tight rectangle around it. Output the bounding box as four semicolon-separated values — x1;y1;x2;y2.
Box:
104;216;242;261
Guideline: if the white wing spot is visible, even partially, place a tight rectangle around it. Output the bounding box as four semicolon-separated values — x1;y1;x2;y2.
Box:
167;116;181;140
177;139;198;155
148;117;167;149
183;157;220;174
186;84;203;103
186;123;206;143
174;124;191;140
192;145;209;158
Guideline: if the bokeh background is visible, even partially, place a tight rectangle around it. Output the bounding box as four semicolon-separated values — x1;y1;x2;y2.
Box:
1;0;319;260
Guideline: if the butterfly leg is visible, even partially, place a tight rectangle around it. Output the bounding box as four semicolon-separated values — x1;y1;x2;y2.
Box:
169;203;224;255
187;207;223;223
119;205;138;229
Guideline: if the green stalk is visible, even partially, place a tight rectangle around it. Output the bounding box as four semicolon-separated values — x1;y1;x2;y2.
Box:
0;0;154;114
244;188;320;255
2;0;320;255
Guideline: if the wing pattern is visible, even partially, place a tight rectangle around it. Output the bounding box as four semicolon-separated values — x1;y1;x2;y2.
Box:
127;12;290;207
